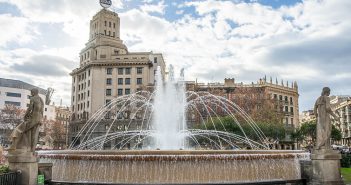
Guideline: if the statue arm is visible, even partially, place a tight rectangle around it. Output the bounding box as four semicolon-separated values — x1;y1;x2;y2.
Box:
24;98;34;119
313;100;318;117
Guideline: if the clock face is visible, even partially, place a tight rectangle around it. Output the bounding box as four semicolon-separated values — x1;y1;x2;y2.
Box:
100;0;112;8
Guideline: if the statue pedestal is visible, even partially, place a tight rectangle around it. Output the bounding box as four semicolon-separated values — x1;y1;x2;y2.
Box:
311;149;344;185
7;150;38;185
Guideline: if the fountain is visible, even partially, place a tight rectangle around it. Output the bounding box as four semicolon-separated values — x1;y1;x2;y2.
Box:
38;66;309;184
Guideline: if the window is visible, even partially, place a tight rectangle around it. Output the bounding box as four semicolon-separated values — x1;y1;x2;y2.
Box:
108;31;110;36
118;78;123;85
5;101;21;106
27;95;31;99
105;99;111;105
125;68;131;75
285;106;288;112
106;78;112;85
109;22;111;27
104;30;106;35
105;21;107;26
106;68;113;75
290;107;294;114
87;51;89;58
118;68;123;75
137;67;143;74
88;70;91;76
290;97;293;105
137;78;142;84
114;50;118;55
72;96;75;102
87;90;90;97
154;57;157;63
6;92;21;97
87;101;90;108
113;32;115;37
106;89;112;96
125;88;130;95
88;80;90;87
279;95;282;101
125;78;131;85
113;23;115;28
284;96;288;102
291;118;294;125
118;89;123;96
273;94;277;99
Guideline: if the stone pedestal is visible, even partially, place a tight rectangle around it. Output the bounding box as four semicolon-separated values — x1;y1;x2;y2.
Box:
311;149;344;185
7;151;38;185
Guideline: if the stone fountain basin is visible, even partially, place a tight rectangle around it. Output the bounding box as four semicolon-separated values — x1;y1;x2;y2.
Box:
38;150;310;184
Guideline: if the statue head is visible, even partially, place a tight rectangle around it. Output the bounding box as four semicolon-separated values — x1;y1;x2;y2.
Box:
30;88;39;96
321;87;330;96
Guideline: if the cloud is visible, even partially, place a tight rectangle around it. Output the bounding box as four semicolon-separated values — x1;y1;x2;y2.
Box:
0;14;37;46
11;55;75;77
140;0;167;15
1;0;350;111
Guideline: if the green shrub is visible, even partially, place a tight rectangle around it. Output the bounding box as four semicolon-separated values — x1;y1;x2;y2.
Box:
0;165;9;174
341;154;351;168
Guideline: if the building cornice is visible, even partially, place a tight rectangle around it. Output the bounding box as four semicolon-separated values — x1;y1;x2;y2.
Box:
70;60;153;75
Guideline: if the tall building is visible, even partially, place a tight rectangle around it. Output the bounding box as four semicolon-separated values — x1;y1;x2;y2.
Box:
69;8;166;145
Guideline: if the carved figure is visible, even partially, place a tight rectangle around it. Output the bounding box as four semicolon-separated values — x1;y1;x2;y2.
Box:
314;87;339;150
8;89;44;152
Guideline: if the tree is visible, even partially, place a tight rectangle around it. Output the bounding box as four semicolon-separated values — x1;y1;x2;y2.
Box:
198;115;286;143
0;105;25;146
292;120;342;148
41;120;66;149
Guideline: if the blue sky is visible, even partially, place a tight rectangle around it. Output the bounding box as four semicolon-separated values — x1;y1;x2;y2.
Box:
0;0;350;112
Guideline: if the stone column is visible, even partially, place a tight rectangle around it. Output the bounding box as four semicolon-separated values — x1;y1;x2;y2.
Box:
7;151;38;185
311;149;344;185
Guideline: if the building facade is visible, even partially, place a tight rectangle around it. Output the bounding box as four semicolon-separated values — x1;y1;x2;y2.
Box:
186;77;299;150
0;78;56;147
331;96;351;146
187;77;299;127
55;106;71;149
0;78;56;120
69;8;166;146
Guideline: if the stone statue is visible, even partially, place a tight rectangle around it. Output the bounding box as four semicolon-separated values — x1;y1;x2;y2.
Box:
8;88;44;153
313;87;339;150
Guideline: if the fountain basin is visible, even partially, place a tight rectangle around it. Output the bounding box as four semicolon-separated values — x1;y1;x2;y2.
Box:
38;150;309;184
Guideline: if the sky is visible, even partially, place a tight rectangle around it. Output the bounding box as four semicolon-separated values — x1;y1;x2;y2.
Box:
0;0;350;112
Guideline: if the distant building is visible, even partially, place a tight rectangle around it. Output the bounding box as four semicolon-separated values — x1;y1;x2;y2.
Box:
0;78;56;147
69;8;166;146
0;78;56;120
331;96;351;146
186;77;299;150
187;77;299;128
55;106;71;149
300;110;316;123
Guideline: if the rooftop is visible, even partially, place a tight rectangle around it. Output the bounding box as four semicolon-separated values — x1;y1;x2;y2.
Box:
0;78;47;95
